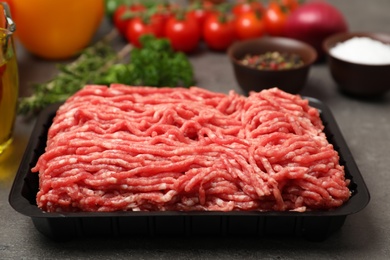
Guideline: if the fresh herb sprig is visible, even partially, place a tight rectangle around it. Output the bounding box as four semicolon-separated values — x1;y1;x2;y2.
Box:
18;34;119;115
98;35;195;87
18;34;195;116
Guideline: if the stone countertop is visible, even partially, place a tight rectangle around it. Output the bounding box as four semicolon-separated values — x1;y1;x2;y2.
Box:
1;0;389;259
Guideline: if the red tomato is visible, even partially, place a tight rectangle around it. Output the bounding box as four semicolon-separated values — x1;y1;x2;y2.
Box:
150;12;170;37
235;11;265;40
113;4;145;37
154;2;178;34
187;8;214;30
126;16;165;47
232;0;264;17
165;16;201;53
264;2;290;36
202;1;216;9
187;0;215;29
130;4;146;13
187;9;207;28
113;5;130;36
281;0;301;11
203;13;236;51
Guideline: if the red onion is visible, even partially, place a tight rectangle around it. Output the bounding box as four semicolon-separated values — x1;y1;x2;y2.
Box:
284;1;348;57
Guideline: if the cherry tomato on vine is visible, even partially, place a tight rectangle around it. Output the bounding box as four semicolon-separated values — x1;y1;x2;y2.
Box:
235;11;265;40
113;3;145;37
154;2;179;34
126;16;165;47
165;15;201;53
281;0;301;11
203;13;236;51
113;5;130;36
232;0;265;17
202;1;216;9
264;1;290;36
186;4;214;30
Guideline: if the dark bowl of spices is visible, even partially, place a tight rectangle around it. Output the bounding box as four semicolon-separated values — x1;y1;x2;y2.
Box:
228;37;317;94
323;32;390;97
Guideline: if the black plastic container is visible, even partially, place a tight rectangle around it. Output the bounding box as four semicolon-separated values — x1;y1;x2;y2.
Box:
9;99;370;241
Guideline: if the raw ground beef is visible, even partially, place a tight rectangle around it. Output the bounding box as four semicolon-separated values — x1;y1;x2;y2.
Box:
33;85;351;212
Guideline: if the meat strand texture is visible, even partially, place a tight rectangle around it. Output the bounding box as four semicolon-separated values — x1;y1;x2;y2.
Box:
33;85;351;212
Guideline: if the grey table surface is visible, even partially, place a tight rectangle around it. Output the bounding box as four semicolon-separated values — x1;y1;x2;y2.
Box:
1;0;390;259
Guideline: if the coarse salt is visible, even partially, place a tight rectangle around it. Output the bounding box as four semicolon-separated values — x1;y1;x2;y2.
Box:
330;37;390;65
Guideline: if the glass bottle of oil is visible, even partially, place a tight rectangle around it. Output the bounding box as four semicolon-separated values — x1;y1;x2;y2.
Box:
0;3;18;155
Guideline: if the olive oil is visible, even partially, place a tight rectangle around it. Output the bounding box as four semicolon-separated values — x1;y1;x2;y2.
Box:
0;36;18;154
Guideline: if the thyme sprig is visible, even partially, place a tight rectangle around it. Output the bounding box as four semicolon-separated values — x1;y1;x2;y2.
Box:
18;33;195;116
18;30;122;115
